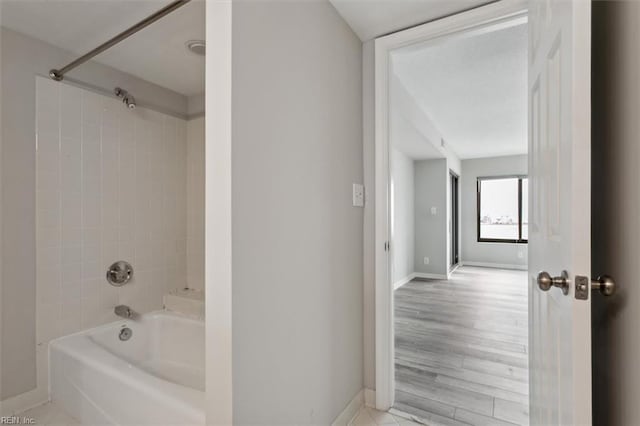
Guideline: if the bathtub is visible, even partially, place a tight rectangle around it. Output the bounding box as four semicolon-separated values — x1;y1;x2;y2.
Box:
49;311;204;425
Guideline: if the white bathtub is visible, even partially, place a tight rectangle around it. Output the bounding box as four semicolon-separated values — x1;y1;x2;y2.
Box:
49;311;205;425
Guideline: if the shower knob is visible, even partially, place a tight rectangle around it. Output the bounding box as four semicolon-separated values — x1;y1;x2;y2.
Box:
106;261;134;287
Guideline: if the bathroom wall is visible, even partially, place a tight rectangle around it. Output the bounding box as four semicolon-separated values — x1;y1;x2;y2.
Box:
231;0;363;423
1;27;191;403
34;75;187;401
187;116;205;290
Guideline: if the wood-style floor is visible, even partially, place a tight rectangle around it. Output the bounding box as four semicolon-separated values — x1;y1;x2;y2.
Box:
394;266;529;426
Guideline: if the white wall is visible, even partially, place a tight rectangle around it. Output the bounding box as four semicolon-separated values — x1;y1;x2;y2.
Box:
231;1;363;423
460;155;528;268
391;149;414;285
413;159;448;277
187;117;204;290
0;27;190;403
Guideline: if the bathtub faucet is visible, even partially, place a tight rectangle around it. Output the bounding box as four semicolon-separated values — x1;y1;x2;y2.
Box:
115;305;136;319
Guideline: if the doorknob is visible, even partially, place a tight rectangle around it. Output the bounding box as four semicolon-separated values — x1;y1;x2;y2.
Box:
574;274;617;300
537;270;569;295
591;275;616;296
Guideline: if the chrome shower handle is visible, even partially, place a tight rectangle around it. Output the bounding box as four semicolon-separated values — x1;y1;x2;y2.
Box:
106;261;133;287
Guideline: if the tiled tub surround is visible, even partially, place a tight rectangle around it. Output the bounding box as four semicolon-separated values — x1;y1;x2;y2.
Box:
186;117;204;291
50;311;204;425
35;76;191;403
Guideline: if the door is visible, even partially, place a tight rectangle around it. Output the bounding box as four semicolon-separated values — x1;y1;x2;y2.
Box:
528;0;591;424
450;172;459;268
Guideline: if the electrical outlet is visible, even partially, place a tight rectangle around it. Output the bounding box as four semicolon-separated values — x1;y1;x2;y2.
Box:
424;257;430;265
430;207;437;215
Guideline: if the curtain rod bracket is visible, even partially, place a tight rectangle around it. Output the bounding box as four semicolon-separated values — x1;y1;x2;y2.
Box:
49;69;63;81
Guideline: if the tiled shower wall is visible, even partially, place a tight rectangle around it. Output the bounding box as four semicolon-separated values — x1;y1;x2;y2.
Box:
187;117;204;291
35;76;188;345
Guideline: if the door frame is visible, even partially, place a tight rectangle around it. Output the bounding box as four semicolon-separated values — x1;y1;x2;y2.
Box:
205;1;233;423
373;0;528;410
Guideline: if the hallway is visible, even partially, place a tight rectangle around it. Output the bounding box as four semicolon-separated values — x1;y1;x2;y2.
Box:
394;266;529;425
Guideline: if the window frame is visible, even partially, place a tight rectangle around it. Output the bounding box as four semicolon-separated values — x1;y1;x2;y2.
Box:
476;175;528;244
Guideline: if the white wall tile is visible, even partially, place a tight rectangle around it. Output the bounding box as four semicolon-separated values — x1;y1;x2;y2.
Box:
81;92;103;126
61;246;81;267
36;76;191;376
38;303;60;344
186;117;205;290
60;280;81;302
38;227;61;249
60;85;82;140
81;278;101;301
61;226;82;248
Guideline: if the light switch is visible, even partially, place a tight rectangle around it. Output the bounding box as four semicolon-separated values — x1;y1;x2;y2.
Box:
430;206;437;215
352;184;364;207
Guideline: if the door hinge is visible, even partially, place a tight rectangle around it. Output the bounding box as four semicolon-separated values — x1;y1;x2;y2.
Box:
384;241;390;252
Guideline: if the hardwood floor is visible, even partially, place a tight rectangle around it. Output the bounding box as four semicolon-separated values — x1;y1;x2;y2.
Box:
393;266;529;426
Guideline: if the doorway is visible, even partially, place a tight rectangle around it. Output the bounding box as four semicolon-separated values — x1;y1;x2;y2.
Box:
375;1;530;423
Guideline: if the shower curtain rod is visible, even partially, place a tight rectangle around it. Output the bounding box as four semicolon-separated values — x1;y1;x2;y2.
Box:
49;0;191;81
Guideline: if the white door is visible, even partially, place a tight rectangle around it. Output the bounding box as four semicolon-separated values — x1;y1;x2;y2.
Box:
528;0;592;425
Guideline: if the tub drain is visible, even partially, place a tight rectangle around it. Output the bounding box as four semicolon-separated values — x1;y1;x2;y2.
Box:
119;327;132;341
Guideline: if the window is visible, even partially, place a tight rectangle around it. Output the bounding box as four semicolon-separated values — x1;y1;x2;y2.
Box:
477;176;528;243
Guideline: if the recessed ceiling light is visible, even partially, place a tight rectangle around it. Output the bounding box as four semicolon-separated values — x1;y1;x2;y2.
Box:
186;40;206;56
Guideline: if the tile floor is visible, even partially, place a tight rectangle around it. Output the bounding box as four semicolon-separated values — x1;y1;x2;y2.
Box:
16;402;79;426
350;407;424;426
20;401;416;426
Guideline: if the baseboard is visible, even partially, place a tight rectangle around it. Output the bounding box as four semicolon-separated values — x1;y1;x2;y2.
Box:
0;386;48;416
413;272;448;280
461;261;527;271
364;388;376;408
331;389;363;426
393;273;416;290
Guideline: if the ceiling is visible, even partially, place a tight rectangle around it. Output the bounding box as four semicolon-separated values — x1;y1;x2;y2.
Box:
1;0;205;96
328;0;491;41
392;22;528;160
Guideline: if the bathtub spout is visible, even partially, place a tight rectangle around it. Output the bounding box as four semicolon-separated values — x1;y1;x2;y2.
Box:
115;305;136;319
